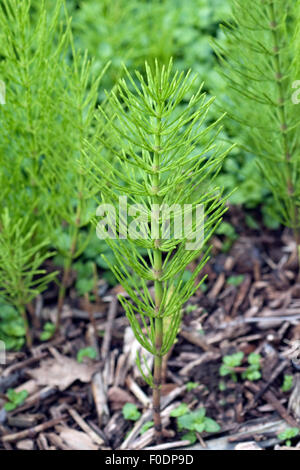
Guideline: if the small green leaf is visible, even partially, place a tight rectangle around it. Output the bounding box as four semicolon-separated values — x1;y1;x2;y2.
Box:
247;353;261;366
193;408;206;420
177;413;196;431
204;417;221;433
194;422;206;433
223;352;244;367
185;304;197;313
40;322;56;342
219;364;231;377
122;403;141;421
281;375;293;393
278;427;299;443
1;323;26;337
140;421;154;435
170;403;189;418
227;275;244;286
77;347;97;363
75;278;95;296
177;408;206;432
245;215;259;230
216;222;237;240
4;402;17;412
4;388;28;411
181;431;197;444
186;382;199;392
218;380;226;391
15;390;28;405
242;369;261;381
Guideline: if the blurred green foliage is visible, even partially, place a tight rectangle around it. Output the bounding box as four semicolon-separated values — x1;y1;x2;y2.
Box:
60;0;271;216
0;301;26;350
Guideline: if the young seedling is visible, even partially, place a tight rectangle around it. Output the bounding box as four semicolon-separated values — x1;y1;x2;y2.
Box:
77;347;97;363
214;0;300;270
227;275;244;287
172;406;220;445
4;388;28;412
86;60;231;443
0;302;27;350
220;352;262;382
242;353;262;382
40;322;56;342
186;382;199;392
219;352;244;382
122;403;141;422
277;427;299;447
281;374;294;392
140;421;154;435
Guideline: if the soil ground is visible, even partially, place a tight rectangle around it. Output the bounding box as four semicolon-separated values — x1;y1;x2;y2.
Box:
1;207;300;450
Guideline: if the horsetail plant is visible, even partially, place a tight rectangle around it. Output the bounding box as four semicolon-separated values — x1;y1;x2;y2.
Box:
0;210;57;347
42;27;108;330
213;0;300;266
0;0;68;344
0;0;107;331
85;60;232;442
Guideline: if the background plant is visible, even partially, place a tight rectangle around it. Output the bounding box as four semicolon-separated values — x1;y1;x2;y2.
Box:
0;0;108;336
0;210;57;347
0;302;26;351
65;0;274;218
41;34;107;328
213;0;300;257
0;0;69;341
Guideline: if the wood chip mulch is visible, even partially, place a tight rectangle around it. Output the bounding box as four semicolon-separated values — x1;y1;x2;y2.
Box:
1;207;300;451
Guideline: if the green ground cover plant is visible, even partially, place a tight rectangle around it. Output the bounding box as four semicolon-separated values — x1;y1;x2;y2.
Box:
241;353;262;382
277;427;299;447
76;346;97;363
219;352;262;383
122;403;142;422
0;302;27;350
4;388;28;412
171;405;220;444
281;375;294;392
219;352;244;382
